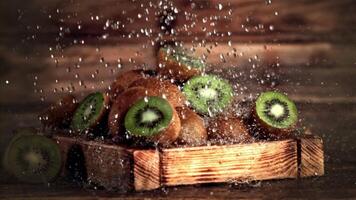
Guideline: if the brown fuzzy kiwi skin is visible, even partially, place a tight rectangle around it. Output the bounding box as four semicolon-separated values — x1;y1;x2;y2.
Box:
129;77;186;108
39;94;78;129
108;87;160;143
157;49;202;82
248;107;296;140
108;69;151;101
175;107;207;147
208;114;254;145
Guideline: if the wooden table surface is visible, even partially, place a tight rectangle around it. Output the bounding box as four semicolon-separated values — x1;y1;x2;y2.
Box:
0;162;356;199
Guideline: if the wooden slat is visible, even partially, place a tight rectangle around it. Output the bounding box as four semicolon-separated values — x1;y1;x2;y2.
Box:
160;140;298;186
54;136;133;191
133;150;161;191
299;136;324;177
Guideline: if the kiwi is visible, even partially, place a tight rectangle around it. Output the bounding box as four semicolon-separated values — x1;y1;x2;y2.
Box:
208;115;253;145
124;96;181;146
157;46;205;82
108;87;161;142
183;75;234;116
175;107;207;146
3;128;37;171
39;94;78;129
5;135;61;183
108;69;155;101
71;92;110;135
252;91;298;139
129;77;186;108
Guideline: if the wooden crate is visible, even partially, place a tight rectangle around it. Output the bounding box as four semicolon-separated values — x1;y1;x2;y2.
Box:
54;135;324;191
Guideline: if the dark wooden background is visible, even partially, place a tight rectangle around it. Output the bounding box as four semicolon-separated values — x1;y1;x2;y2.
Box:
1;0;356;198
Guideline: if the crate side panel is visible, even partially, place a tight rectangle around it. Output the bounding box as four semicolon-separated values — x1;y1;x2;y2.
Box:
161;140;298;186
134;150;161;191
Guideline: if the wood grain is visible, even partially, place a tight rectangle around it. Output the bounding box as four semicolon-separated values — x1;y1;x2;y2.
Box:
133;150;161;191
299;136;324;177
160;140;298;186
54;136;134;192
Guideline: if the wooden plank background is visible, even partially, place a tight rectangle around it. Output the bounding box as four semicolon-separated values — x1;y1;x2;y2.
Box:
0;0;356;178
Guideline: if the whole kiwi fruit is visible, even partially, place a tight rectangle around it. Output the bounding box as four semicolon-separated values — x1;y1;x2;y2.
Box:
129;77;186;108
39;94;78;129
208;114;253;145
157;46;205;82
175;107;207;146
108;69;154;101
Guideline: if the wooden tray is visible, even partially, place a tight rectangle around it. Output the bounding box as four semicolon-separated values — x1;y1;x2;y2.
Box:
54;135;324;191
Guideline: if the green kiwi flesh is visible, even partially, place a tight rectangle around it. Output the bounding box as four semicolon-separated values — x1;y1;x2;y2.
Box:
255;91;298;129
5;135;61;183
3;128;37;172
183;75;233;115
160;47;205;69
71;92;107;133
124;96;173;137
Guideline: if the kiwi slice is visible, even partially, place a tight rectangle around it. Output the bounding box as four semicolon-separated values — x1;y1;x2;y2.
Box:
183;75;233;115
39;94;78;129
71;92;109;134
175;107;207;146
208;115;253;145
157;46;205;82
129;77;186;108
124;96;180;145
255;91;298;129
5;135;61;183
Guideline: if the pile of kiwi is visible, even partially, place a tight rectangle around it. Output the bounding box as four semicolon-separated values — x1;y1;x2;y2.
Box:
3;45;302;184
36;45;299;146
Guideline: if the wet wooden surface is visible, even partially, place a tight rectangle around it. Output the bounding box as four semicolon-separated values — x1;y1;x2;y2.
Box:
0;161;356;199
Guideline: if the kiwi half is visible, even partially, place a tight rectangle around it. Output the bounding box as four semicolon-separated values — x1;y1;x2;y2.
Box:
71;92;109;135
157;46;205;82
124;96;180;145
3;128;37;172
183;75;233;116
5;135;61;183
108;87;158;142
175;107;207;146
129;77;186;108
208;115;253;145
253;91;298;138
39;94;78;129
